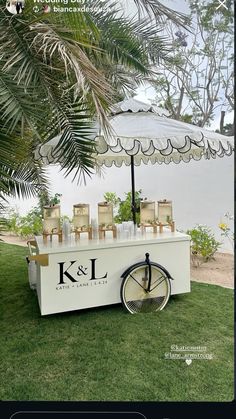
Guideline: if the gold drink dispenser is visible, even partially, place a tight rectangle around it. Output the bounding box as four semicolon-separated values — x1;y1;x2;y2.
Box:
73;204;92;240
140;200;157;233
43;205;62;243
140;201;156;224
98;202;117;239
157;199;175;232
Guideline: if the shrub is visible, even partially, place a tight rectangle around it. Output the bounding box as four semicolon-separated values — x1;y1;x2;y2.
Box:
104;190;142;223
5;208;20;235
5;207;43;239
186;225;221;262
4;192;63;239
17;209;43;238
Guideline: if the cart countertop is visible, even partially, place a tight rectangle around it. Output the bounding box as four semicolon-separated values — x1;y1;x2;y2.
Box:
35;230;190;255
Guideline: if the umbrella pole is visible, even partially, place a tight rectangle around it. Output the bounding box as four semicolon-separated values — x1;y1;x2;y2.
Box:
130;155;137;225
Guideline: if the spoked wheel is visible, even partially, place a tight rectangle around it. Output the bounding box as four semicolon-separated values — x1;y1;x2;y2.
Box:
120;256;171;314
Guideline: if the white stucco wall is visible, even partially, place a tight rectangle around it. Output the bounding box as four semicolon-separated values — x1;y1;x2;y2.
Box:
9;154;234;252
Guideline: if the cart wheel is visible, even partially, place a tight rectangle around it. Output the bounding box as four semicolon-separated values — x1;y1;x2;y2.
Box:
120;263;171;314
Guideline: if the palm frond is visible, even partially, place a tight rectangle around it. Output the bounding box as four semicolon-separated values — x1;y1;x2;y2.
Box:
0;0;191;188
0;162;47;200
0;118;48;201
30;22;112;96
0;7;54;91
0;5;112;127
0;71;45;134
88;9;151;75
42;98;96;183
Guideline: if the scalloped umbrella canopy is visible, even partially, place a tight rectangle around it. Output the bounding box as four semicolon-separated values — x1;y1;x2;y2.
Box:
95;98;233;166
36;98;234;223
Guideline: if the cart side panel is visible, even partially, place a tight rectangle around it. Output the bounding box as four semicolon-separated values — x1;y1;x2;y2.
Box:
38;238;190;315
36;262;42;310
39;248;122;315
116;239;191;295
148;240;191;295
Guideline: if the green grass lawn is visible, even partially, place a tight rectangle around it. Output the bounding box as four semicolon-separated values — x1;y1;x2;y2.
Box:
0;242;234;402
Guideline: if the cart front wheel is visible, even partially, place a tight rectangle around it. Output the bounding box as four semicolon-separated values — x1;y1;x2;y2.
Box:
121;263;171;314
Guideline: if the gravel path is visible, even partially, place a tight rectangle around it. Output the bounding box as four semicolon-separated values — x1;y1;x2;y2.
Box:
190;252;234;289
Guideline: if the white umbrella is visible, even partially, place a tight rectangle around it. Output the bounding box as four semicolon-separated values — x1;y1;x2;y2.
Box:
35;98;234;223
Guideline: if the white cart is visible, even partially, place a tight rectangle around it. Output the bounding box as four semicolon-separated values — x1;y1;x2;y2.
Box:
27;231;191;316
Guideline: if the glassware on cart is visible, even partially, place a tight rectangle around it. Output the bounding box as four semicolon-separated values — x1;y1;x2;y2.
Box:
62;219;71;242
116;223;123;239
157;200;175;232
128;221;135;236
91;218;98;240
140;200;157;234
122;221;129;231
43;205;62;243
123;229;130;240
73;204;92;240
98;202;117;239
122;221;134;238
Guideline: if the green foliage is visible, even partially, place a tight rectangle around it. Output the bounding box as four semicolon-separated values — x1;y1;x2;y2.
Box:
37;191;62;216
0;216;8;233
4;208;20;236
4;192;63;238
187;225;221;261
103;192;121;208
0;121;48;210
117;191;142;223
5;207;43;239
104;190;142;223
1;0;177;189
49;193;62;206
16;209;43;238
0;0;191;207
179;114;194;124
38;190;50;217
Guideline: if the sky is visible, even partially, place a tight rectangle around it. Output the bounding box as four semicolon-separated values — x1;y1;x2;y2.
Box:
135;87;234;130
122;0;189;15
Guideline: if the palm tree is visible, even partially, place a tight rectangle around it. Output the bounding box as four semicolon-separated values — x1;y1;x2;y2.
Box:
0;0;190;206
0;119;47;209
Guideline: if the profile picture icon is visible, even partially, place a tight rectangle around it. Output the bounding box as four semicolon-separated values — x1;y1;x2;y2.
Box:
42;4;51;13
6;0;25;15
